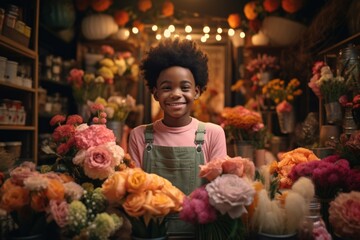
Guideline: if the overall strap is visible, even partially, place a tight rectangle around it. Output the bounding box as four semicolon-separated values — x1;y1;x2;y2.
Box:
144;124;154;152
195;122;206;152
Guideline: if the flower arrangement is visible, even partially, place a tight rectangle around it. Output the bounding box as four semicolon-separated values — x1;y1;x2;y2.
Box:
42;109;127;187
220;106;268;148
309;61;348;103
273;147;319;189
93;95;136;122
68;45;139;105
101;167;185;238
249;176;315;236
329;191;360;239
179;156;256;239
288;154;351;199
0;161;123;239
334;131;360;168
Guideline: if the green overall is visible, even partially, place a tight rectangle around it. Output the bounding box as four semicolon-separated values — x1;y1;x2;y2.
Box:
142;122;206;237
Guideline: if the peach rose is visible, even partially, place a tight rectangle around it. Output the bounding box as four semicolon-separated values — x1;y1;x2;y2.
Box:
146;173;166;191
31;192;48;212
45;179;65;201
102;170;129;204
1;186;29;211
199;158;224;181
126;168;148;193
123;192;147;217
222;157;245;177
161;184;185;211
143;190;175;217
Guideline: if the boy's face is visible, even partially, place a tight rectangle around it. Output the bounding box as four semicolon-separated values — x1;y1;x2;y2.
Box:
153;66;200;126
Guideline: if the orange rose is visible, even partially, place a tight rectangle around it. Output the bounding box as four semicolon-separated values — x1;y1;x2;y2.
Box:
31;192;48;212
263;0;280;13
281;0;303;14
146;173;166;191
58;173;73;183
133;20;145;32
102;170;129;204
138;0;152;12
161;184;185;211
143;190;175;217
114;10;130;27
45;179;65;201
1;186;29;211
126;168;148;192
227;13;242;29
162;0;174;17
244;1;258;20
123;192;147;217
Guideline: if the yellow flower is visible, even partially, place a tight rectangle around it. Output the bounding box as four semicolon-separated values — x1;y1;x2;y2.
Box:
99;58;114;68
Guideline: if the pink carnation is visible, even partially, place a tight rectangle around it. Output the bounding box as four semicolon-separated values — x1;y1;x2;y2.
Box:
179;186;217;224
52;125;76;142
68;68;84;88
66;115;83;125
75;124;116;149
50;115;66;126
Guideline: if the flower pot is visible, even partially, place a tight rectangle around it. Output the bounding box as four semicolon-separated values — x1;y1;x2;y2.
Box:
106;121;125;144
324;102;342;124
257;232;297;240
234;141;254;161
262;16;306;46
343;106;358;135
276;109;295;134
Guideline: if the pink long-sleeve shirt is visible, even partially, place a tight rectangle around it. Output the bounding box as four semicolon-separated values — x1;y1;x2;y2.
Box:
128;117;228;167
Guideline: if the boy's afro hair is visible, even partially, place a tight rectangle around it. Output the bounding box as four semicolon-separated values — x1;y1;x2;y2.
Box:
140;38;209;93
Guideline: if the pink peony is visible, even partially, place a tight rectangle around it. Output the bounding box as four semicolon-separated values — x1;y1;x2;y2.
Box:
329;191;360;238
206;174;255;219
49;200;69;228
75;124;116;149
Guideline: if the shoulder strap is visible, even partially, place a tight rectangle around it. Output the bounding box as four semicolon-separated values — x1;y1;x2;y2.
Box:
195;122;206;145
144;124;154;143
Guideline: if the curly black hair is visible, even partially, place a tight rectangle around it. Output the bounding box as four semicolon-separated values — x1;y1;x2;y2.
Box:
140;38;209;94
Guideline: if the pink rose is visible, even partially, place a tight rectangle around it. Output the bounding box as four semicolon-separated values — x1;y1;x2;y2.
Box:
49;200;69;228
10;166;38;186
83;144;116;179
199;158;224;181
221;157;245;178
206;174;255;219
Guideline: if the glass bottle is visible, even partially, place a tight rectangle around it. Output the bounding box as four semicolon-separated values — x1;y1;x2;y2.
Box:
298;198;332;240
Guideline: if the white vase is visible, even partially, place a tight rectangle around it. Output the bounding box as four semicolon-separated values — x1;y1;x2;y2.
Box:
262;16;306;46
277;109;295;134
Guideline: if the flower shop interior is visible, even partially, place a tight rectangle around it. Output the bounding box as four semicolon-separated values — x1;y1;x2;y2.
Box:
1;0;360;239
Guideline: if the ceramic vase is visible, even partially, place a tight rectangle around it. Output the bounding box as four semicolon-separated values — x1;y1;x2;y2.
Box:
234;141;254;161
106;121;125;144
277;109;295;134
324;102;342;124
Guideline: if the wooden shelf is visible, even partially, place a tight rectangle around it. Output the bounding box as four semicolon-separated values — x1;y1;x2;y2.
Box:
0;125;36;131
318;32;360;56
0;35;37;59
0;81;36;93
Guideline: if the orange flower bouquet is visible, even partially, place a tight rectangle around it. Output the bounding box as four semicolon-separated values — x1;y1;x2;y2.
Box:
101;167;185;238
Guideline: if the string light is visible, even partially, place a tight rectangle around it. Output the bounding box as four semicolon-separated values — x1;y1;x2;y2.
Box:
228;28;235;36
203;25;210;34
168;24;176;32
163;29;171;38
185;34;192;40
152;25;158;31
217;27;223;34
185;25;192;33
132;27;139;34
215;34;222;41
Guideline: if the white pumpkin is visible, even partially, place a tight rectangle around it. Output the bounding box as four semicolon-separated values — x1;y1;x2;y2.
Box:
81;14;118;40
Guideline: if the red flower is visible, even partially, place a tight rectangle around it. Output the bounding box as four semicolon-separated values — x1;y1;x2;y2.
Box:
50;115;66;126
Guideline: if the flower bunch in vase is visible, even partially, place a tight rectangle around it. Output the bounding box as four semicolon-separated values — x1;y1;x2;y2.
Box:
220;105;266;148
93;95;136;122
179;156;256;240
42;108;127;187
262;78;302;133
101;167;185;239
334;131;360;168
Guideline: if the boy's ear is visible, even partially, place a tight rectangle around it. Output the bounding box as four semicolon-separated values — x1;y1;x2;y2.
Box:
153;88;159;101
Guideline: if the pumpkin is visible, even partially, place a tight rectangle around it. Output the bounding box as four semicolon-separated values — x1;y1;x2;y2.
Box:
281;0;303;14
40;0;76;30
90;0;113;12
243;1;258;21
81;14;118;40
138;0;152;12
263;0;280;13
114;10;130;27
227;13;241;29
162;0;174;17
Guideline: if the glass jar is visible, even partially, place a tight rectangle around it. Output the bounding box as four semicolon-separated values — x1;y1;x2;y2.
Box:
297;198;332;240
